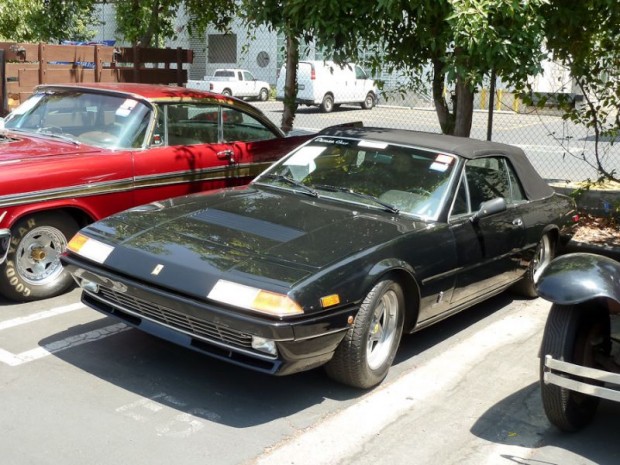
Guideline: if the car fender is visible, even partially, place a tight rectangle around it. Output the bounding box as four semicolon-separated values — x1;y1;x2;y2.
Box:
366;258;421;330
367;257;416;282
536;252;620;306
0;199;99;233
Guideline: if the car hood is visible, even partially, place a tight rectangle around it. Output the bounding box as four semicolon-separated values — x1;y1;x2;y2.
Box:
0;130;101;162
83;186;429;295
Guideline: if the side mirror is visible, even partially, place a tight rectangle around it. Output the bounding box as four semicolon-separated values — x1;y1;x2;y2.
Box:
471;197;507;223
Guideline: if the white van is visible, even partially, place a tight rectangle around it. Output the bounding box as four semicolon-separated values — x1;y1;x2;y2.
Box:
276;61;378;112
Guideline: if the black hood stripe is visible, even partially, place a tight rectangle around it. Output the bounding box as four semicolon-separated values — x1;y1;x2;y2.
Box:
192;209;304;243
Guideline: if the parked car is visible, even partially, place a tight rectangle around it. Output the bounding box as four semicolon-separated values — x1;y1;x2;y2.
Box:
0;83;312;302
187;69;271;101
61;127;578;388
536;252;620;431
276;61;378;112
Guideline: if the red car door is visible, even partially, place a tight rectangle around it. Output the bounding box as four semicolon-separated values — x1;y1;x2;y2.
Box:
132;102;293;204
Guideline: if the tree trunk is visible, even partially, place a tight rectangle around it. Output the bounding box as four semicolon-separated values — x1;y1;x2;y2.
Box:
431;57;455;135
453;75;474;137
280;33;299;134
138;0;160;47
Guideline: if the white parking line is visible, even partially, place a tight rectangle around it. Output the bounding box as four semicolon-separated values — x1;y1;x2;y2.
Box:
0;302;85;331
0;302;130;366
0;322;130;367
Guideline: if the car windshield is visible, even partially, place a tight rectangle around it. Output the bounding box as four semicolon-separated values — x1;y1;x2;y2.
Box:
3;89;152;149
255;135;458;219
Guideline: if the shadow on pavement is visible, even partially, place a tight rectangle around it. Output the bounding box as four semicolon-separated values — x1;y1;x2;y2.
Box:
36;291;515;429
471;381;620;464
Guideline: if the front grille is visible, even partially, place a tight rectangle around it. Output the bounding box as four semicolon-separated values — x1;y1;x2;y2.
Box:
97;287;254;350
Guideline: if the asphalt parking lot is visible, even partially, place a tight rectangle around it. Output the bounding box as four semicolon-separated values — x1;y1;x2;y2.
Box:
1;99;618;464
2;287;619;465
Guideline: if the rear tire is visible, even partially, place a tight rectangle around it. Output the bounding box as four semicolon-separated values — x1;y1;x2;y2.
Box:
0;212;79;302
221;89;232;97
540;303;610;431
361;92;375;110
320;94;335;113
325;279;404;389
513;233;554;298
258;88;269;101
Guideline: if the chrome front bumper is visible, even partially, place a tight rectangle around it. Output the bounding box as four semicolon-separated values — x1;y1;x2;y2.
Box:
0;228;10;264
544;354;620;403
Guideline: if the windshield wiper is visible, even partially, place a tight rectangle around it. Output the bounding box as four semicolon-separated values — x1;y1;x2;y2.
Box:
314;184;400;214
261;174;319;197
34;128;80;145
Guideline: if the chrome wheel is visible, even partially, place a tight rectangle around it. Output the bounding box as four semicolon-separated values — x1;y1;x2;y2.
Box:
325;278;405;388
367;289;400;370
512;233;555;298
532;234;552;282
16;225;67;285
0;212;78;302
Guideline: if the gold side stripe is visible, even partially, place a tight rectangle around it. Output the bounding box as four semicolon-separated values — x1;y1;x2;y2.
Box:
0;162;271;208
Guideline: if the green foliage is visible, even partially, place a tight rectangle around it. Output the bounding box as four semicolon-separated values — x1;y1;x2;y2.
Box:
0;0;98;42
526;0;620;183
115;0;237;47
250;0;549;136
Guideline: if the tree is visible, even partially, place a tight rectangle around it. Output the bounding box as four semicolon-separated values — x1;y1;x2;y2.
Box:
537;0;620;183
235;1;312;133
113;0;236;47
0;0;98;43
273;0;548;137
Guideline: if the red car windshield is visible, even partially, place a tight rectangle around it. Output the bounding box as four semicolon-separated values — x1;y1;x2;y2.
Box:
4;90;152;149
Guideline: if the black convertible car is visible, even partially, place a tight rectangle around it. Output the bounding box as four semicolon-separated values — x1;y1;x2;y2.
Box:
61;127;578;388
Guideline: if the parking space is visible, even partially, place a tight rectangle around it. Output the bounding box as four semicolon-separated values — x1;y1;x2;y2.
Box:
2;288;619;465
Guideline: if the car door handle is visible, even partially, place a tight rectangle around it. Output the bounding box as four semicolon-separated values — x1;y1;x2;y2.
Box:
217;150;235;163
512;218;523;227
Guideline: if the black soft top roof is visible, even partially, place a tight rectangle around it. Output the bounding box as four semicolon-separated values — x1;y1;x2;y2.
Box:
319;126;554;201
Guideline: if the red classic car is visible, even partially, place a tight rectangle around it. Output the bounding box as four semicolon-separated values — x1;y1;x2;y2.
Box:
0;83;310;302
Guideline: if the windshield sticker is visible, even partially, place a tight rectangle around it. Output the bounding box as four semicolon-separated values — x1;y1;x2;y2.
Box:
430;162;450;172
116;99;138;117
358;140;389;149
313;137;352;146
284;146;326;167
435;154;454;164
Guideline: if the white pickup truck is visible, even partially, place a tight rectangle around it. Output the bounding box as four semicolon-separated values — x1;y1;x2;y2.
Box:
186;69;271;101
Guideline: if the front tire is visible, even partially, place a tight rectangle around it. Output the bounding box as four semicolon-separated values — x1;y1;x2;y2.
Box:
513;233;554;298
0;212;79;302
540;303;610;431
361;92;375;110
221;89;232;97
325;279;405;389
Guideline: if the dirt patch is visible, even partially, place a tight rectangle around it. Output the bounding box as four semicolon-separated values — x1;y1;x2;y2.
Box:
572;214;620;248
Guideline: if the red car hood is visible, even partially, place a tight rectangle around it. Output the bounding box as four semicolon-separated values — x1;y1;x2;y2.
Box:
0;130;102;162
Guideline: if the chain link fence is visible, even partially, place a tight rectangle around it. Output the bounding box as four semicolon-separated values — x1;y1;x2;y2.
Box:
92;7;618;184
370;90;619;184
190;30;618;184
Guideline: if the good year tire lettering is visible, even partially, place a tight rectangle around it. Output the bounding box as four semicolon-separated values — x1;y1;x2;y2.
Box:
3;260;31;297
